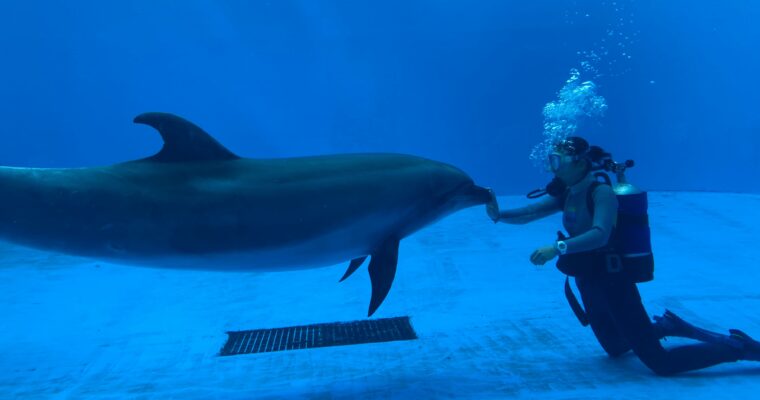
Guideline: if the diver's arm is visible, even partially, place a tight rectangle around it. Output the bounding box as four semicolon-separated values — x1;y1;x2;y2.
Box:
561;185;618;253
497;196;562;225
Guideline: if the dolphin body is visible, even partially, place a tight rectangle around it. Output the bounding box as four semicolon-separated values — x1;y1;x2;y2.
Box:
0;113;491;316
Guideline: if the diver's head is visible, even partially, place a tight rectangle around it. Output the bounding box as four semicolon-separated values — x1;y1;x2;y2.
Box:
526;137;613;199
548;136;592;184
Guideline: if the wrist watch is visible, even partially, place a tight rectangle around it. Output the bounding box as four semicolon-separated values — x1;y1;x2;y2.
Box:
555;240;568;255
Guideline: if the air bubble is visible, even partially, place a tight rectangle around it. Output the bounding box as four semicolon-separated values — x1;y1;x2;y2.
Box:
530;70;608;168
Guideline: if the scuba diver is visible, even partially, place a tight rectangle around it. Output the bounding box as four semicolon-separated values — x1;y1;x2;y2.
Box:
485;136;760;376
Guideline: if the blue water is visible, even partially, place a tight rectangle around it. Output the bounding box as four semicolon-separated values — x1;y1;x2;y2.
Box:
0;1;757;192
1;1;760;398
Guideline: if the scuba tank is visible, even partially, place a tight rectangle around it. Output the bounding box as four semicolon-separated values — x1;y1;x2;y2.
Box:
597;158;654;283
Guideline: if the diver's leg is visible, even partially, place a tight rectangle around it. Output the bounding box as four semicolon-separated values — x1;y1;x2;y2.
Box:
575;277;631;357
604;281;742;376
652;310;760;361
654;309;740;343
652;310;727;341
729;330;760;361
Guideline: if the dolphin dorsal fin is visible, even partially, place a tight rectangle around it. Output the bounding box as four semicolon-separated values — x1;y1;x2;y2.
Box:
133;112;239;162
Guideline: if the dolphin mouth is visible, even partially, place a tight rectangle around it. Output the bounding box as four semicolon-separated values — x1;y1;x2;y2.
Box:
464;183;492;205
445;181;491;207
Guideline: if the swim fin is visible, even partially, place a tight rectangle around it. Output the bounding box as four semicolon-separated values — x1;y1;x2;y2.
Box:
653;310;760;361
729;329;760;361
652;310;742;349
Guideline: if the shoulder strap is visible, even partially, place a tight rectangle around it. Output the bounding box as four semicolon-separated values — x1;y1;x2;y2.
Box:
558;188;569;210
585;180;606;216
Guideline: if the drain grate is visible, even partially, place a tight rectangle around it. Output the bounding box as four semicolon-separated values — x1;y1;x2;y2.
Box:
220;316;417;356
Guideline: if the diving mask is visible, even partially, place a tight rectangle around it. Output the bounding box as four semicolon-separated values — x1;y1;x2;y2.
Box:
548;137;591;172
548;152;575;172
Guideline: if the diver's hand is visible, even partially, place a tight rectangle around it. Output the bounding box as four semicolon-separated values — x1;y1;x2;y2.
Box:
485;188;500;223
530;245;559;266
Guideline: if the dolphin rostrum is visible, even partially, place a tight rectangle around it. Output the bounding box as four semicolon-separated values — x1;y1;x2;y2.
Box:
0;112;491;316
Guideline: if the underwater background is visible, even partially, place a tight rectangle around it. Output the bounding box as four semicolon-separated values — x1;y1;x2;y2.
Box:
0;0;757;193
2;1;760;399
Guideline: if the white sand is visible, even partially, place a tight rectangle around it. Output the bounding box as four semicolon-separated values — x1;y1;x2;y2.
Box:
1;192;759;399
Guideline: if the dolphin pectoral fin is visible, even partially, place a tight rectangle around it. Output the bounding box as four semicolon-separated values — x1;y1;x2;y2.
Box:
133;112;239;163
339;256;368;282
367;238;400;317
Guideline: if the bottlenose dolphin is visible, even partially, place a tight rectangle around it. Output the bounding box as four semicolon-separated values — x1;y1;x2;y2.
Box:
0;112;491;316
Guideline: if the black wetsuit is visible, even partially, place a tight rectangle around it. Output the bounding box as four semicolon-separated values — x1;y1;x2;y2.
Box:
576;275;739;376
566;175;742;375
513;173;741;375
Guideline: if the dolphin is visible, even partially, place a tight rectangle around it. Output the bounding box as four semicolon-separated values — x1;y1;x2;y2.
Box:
0;112;491;316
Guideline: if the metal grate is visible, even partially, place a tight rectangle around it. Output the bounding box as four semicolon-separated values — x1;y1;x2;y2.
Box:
219;316;417;356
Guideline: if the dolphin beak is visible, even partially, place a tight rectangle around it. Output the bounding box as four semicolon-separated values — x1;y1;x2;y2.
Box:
445;181;491;209
462;183;492;205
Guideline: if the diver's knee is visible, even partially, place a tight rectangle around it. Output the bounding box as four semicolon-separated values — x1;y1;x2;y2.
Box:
596;337;631;358
604;346;630;358
647;363;678;377
635;349;677;376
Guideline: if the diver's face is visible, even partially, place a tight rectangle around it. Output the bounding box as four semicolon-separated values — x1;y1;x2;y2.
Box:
549;151;584;181
548;151;573;174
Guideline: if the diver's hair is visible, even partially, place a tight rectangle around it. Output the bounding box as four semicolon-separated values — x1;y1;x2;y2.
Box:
557;137;611;161
556;137;612;174
587;145;610;164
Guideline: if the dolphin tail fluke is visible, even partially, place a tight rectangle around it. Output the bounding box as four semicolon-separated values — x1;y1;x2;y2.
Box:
367;238;400;317
339;256;368;282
